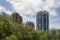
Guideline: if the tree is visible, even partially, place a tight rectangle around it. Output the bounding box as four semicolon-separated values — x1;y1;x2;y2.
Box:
0;12;12;40
38;30;48;40
10;24;40;40
6;35;18;40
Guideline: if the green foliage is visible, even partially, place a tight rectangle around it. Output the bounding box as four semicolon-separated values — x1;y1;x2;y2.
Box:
0;12;13;40
6;35;18;40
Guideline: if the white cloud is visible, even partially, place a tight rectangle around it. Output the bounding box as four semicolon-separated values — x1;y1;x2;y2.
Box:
49;15;60;29
0;5;12;15
0;6;6;12
6;0;60;29
49;24;60;29
6;0;60;15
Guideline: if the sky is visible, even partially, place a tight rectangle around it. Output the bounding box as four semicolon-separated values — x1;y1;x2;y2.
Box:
0;0;60;29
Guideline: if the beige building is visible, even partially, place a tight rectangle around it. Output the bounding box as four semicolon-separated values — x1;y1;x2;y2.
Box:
10;12;22;24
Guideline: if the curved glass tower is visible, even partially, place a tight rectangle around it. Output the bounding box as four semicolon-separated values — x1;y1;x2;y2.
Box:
36;10;49;31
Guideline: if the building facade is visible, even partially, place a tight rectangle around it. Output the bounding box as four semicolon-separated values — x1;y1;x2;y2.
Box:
36;10;49;30
10;12;22;24
26;21;35;28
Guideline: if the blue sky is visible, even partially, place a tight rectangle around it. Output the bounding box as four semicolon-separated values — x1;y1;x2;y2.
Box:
0;0;60;29
0;0;14;11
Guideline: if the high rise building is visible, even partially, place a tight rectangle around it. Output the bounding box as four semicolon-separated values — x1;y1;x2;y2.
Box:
26;21;35;28
36;10;49;30
10;12;22;24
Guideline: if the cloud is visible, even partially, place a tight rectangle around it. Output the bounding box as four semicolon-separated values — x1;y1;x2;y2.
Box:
0;6;6;12
0;5;12;15
49;24;60;29
49;15;60;29
6;0;60;15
